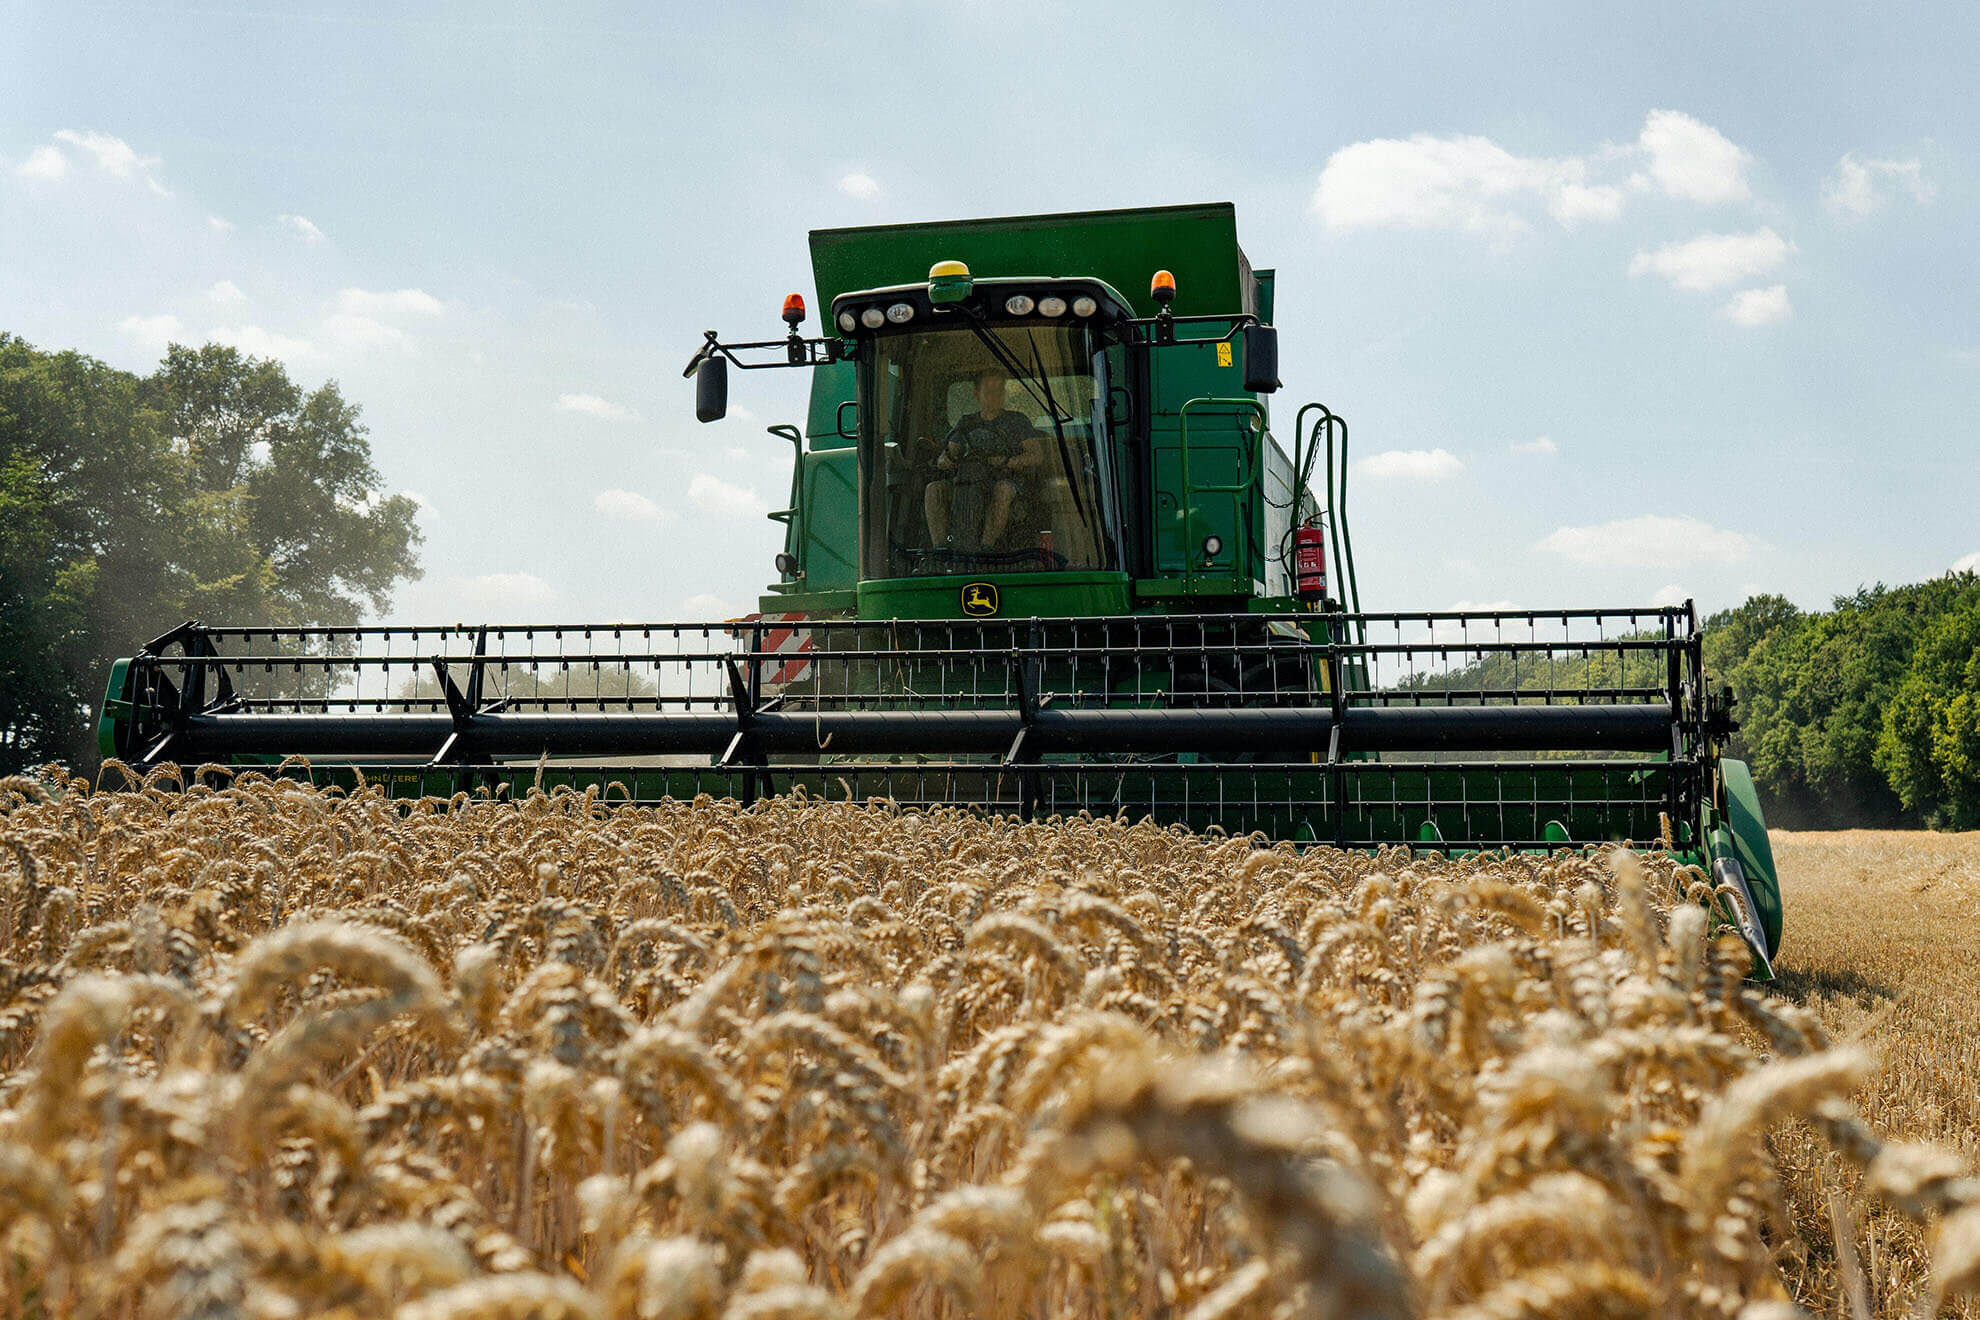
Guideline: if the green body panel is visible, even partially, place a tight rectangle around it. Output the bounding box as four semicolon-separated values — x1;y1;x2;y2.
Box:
97;657;132;759
856;572;1134;621
803;360;858;449
808;203;1249;325
1716;758;1784;956
792;447;858;594
772;203;1308;619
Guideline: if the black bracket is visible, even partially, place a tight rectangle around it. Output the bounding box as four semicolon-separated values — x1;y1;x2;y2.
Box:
719;655;770;802
1325;642;1348;850
133;621;239;766
1704;684;1740;746
429;660;472;765
683;328;841;376
1004;625;1045;820
428;628;490;794
182;626;236;713
1130;311;1257;350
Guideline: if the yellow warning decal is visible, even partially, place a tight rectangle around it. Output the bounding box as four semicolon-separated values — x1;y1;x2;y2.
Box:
1216;342;1233;367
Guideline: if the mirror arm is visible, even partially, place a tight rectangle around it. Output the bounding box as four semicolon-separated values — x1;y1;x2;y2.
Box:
1124;312;1259;348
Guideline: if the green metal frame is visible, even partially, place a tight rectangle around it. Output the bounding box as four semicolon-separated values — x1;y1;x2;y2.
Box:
1715;758;1784;957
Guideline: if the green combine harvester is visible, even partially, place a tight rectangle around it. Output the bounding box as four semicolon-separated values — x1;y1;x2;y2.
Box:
96;203;1781;972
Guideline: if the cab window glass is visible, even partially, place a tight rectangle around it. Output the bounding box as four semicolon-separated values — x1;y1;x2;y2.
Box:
861;322;1120;579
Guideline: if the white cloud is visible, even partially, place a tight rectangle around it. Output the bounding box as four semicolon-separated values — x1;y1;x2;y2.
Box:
205;280;247;306
117;313;185;350
1310;110;1750;240
52;129;169;194
1536;514;1760;568
1549;182;1624;224
687;473;769;518
324;314;412;351
594;489;672;521
1628;228;1792;292
1353;448;1464;481
557;392;638;421
1634;109;1750;203
1509;435;1557;455
682;591;744;619
15;145;68;181
837;172;882;200
208;215;235;233
1312;134;1584;239
1720;284;1791;327
458;572;556;608
337;287;444;318
1651;584;1691;607
1952;551;1980;575
207;323;319;363
279;214;326;243
320;290;442;354
1822;153;1934;219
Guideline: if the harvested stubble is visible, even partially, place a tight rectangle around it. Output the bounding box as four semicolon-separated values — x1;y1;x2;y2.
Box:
1766;829;1980;1318
0;769;1976;1320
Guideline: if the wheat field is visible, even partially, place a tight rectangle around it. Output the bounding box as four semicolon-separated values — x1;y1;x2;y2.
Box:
1768;829;1980;1318
0;768;1976;1320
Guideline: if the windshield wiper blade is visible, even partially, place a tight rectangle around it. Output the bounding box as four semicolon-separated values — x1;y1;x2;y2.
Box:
1026;330;1072;428
953;309;1057;418
1027;329;1090;526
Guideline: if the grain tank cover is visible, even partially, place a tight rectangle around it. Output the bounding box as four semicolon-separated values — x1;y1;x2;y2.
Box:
809;202;1252;320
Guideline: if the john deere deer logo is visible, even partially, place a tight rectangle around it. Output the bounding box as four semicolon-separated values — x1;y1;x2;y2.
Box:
960;582;1000;617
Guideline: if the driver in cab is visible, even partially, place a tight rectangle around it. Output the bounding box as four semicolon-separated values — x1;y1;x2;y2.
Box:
924;367;1045;550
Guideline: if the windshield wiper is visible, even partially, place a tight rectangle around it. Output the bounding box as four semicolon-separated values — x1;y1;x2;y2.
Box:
1027;329;1092;528
1025;329;1073;428
952;309;1060;420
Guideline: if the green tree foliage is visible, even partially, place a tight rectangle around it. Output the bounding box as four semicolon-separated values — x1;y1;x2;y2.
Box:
1876;591;1980;829
1700;593;1801;684
1706;575;1980;830
0;334;421;771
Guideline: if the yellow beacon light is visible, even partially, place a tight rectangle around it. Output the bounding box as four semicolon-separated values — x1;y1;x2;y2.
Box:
1150;269;1177;306
928;258;973;305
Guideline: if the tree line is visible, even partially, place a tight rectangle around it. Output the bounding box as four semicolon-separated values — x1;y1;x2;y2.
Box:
1;333;422;773
1705;576;1980;831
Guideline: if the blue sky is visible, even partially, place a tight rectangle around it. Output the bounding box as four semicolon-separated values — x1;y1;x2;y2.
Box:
4;1;1976;624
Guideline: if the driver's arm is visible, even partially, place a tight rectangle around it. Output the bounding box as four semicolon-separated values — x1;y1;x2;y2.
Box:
1006;434;1046;471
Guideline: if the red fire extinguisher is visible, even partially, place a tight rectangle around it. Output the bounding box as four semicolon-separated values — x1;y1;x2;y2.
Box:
1294;522;1328;604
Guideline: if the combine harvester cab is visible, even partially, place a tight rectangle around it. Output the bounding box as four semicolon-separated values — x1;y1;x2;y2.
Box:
96;203;1781;973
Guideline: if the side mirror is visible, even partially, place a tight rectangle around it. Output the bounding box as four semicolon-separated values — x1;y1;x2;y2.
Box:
1242;324;1280;395
694;356;729;423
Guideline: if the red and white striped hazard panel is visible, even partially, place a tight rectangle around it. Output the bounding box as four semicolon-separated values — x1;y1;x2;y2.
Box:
734;612;814;692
